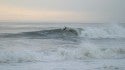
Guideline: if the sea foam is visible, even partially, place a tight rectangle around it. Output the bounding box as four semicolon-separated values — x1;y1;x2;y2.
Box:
0;41;125;63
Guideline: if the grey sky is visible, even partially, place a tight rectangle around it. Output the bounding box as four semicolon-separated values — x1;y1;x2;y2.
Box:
0;0;125;23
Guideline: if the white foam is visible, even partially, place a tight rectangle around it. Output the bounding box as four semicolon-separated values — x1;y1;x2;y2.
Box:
0;41;124;63
56;41;125;60
0;23;125;63
80;23;125;38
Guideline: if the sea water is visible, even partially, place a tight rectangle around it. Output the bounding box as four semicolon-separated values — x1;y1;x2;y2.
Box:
0;22;125;70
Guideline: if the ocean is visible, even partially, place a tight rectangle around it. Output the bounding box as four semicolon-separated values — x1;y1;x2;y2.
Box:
0;22;125;70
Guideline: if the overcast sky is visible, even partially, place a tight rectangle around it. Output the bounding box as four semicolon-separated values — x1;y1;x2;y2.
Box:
0;0;125;23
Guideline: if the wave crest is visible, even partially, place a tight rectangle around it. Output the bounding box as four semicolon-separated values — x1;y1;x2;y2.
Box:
1;27;82;39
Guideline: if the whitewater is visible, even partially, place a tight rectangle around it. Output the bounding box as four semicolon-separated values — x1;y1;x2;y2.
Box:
0;22;125;70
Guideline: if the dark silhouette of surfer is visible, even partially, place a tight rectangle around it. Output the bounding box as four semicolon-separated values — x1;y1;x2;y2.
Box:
63;27;67;31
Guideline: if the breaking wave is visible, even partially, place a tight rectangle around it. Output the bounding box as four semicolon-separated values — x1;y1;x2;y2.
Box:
0;27;82;39
0;23;125;63
0;41;125;63
81;23;125;38
1;23;125;39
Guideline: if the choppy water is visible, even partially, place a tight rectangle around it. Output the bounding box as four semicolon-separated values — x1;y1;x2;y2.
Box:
0;22;125;63
0;22;125;70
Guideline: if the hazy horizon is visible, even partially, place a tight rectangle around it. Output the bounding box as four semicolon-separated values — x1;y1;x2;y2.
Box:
0;0;125;23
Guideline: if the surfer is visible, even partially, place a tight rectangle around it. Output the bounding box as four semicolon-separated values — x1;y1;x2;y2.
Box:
63;27;67;31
